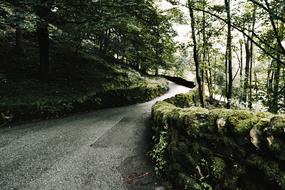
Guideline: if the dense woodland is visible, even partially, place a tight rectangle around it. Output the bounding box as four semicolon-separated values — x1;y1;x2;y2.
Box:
0;0;185;125
0;0;183;78
0;0;285;114
176;0;285;113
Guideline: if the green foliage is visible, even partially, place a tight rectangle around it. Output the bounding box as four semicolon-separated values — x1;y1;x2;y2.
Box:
0;52;168;126
0;0;181;75
151;131;169;175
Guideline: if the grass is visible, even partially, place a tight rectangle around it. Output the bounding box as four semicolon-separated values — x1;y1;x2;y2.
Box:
0;42;168;125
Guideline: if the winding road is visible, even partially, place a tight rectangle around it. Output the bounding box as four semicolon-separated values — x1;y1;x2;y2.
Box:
0;82;190;190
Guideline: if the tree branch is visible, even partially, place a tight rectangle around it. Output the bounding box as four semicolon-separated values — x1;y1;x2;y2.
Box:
247;0;285;24
192;7;285;65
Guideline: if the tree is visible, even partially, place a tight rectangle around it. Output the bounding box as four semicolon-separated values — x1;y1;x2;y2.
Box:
188;0;205;107
225;0;232;108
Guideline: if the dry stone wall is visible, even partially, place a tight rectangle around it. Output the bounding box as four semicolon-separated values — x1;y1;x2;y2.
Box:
151;92;285;190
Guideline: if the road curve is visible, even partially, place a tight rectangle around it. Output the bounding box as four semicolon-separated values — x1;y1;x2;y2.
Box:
0;82;190;190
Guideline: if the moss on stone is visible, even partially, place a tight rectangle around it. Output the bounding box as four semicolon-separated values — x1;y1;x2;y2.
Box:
255;118;271;131
177;107;209;136
151;101;177;131
255;111;273;119
151;93;285;190
208;109;234;134
210;157;226;181
165;92;195;108
269;116;285;134
227;110;257;134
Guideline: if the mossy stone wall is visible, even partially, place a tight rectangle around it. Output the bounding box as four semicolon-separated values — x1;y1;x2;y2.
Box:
151;92;285;190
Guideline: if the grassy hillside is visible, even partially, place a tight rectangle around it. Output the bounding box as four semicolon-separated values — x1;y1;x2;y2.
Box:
0;43;168;126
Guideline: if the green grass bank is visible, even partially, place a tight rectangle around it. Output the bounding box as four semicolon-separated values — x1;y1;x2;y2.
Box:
0;50;168;126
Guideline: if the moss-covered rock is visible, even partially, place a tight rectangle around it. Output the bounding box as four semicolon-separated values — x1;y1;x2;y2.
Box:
209;157;226;181
151;91;285;190
165;93;195;108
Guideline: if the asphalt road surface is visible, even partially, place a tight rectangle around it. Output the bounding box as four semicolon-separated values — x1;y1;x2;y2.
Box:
0;82;190;190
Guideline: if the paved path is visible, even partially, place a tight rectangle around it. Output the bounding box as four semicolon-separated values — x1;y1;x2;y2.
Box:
0;82;190;190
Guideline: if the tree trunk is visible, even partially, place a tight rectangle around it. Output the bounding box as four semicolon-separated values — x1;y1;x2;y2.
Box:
225;0;232;108
37;21;50;80
15;25;24;55
249;46;253;109
239;41;243;103
248;7;257;109
188;0;205;107
270;58;281;113
155;68;159;75
254;71;258;100
248;40;253;109
244;38;250;104
242;6;256;107
266;61;273;105
201;0;206;103
283;68;285;109
206;51;214;101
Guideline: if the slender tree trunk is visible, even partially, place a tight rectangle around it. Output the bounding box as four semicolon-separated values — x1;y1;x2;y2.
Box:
155;21;162;77
14;2;24;55
254;71;258;100
155;68;159;75
243;35;250;105
248;7;257;109
267;61;273;104
15;25;24;55
99;34;104;51
270;57;281;113
239;41;243;103
201;0;206;103
243;7;256;107
249;52;253;109
35;2;52;80
206;51;214;101
37;21;50;80
102;29;111;54
283;68;285;109
225;0;232;108
188;0;205;107
225;45;228;100
244;39;253;108
248;41;254;109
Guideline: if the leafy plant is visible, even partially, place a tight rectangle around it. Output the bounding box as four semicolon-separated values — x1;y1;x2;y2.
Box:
150;130;169;175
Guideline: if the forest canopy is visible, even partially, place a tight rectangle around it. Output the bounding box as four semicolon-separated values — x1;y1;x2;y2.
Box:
0;0;183;79
165;0;285;113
